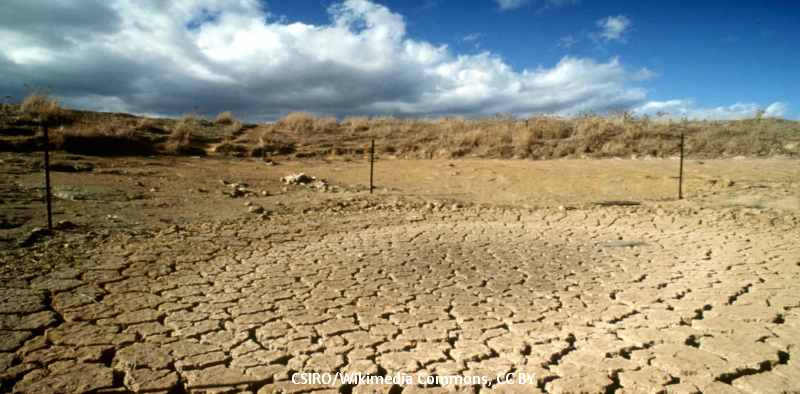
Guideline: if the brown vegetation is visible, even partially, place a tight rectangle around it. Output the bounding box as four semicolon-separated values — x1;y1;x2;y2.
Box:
260;111;800;160
20;93;66;124
2;96;798;159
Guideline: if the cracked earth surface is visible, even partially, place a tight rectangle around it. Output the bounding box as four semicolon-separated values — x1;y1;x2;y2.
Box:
1;204;799;394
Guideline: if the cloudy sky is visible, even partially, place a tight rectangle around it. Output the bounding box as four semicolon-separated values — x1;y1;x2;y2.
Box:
1;0;797;122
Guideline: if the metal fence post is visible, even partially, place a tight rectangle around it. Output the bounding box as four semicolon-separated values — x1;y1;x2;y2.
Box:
678;132;684;200
369;140;374;194
43;125;53;228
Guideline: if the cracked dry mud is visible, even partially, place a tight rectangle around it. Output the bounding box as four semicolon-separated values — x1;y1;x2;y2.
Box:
1;205;798;394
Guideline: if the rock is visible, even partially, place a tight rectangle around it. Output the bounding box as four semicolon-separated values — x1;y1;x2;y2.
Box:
248;206;264;214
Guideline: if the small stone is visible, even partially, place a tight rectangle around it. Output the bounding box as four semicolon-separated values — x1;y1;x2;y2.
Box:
248;206;264;214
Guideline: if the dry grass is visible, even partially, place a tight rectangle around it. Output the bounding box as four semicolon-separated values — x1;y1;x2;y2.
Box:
20;93;66;124
215;110;235;125
256;111;800;159
275;111;340;133
137;113;152;129
49;116;154;156
6;97;796;159
165;122;192;153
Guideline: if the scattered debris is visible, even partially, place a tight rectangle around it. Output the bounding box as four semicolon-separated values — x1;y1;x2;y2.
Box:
281;173;316;185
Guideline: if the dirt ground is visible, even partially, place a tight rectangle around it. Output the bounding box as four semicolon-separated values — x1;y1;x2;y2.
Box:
1;152;799;393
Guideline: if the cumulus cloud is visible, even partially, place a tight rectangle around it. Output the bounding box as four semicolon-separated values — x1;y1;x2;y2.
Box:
0;0;772;122
593;15;631;44
633;100;790;120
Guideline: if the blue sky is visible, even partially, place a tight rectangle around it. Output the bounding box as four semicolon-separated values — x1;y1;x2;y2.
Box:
0;0;797;121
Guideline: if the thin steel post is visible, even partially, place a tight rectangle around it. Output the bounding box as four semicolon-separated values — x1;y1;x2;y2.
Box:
369;140;374;194
43;126;53;229
678;132;684;200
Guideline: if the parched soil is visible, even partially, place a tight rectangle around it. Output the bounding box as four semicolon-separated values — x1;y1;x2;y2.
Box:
1;152;799;393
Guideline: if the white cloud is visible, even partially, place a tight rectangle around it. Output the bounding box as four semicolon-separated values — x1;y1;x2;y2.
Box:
633;100;790;120
557;35;577;48
594;15;631;44
495;0;533;11
2;0;775;122
461;33;482;42
765;102;790;118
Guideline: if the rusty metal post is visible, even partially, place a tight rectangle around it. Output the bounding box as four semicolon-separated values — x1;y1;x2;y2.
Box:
43;125;53;228
678;132;684;200
369;140;374;194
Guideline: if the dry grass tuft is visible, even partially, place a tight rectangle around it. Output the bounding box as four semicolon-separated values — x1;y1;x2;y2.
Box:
215;110;235;125
21;93;66;124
